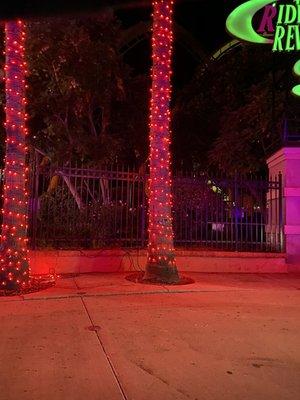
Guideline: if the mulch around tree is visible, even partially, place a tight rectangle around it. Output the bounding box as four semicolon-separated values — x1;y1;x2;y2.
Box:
0;277;55;297
126;272;194;286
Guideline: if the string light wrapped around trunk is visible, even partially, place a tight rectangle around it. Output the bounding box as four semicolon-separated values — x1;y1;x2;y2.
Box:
0;21;30;291
144;0;179;283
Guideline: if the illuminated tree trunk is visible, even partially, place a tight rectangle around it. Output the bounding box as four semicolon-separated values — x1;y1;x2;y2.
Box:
144;0;179;283
0;21;30;290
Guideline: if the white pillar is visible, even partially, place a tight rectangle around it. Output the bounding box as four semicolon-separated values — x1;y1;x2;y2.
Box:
267;147;300;270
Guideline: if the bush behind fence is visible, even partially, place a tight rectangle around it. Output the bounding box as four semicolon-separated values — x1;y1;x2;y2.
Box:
19;152;284;252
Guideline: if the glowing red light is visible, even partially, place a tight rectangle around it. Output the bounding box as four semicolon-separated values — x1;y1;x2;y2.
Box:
145;0;179;282
0;21;30;290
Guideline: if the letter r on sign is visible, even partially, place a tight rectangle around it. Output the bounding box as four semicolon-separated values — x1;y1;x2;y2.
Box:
257;5;277;32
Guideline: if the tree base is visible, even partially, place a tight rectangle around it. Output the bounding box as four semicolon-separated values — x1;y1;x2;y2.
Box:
126;271;194;286
0;276;55;297
143;263;180;284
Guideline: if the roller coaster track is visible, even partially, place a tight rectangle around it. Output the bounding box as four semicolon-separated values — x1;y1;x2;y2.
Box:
119;21;208;63
118;20;242;70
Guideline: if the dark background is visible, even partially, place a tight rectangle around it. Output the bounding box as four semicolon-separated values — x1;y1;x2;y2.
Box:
0;1;238;88
0;1;233;49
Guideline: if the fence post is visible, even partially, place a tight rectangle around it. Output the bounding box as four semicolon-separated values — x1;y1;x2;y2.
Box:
278;172;284;252
29;150;39;250
234;172;239;251
141;174;147;248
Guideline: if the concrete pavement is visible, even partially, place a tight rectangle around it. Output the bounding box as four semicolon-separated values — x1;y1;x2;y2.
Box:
0;273;300;400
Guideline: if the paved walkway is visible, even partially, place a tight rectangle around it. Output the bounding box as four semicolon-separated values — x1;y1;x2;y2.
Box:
0;273;300;400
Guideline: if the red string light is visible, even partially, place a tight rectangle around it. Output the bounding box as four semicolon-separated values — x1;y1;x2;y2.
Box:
145;0;179;283
0;21;30;290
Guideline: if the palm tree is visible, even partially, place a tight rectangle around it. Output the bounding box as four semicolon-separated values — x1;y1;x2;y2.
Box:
144;0;179;283
0;21;30;291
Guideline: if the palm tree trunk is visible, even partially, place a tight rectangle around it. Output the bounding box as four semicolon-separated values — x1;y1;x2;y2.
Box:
0;21;30;290
144;0;179;283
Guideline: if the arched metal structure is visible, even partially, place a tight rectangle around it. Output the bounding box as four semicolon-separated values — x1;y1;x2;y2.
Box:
210;39;240;62
118;21;207;63
118;21;242;71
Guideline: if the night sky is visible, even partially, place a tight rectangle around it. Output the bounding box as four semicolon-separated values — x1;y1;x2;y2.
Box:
0;1;242;87
115;0;231;50
115;0;235;87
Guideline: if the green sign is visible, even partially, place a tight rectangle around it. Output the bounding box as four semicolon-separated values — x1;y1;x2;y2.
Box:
226;0;300;95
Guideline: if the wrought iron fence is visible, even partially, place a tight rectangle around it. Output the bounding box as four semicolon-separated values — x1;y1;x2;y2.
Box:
20;150;284;252
172;172;283;251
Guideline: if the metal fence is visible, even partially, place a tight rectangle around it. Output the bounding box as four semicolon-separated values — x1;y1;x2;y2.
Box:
19;150;284;252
